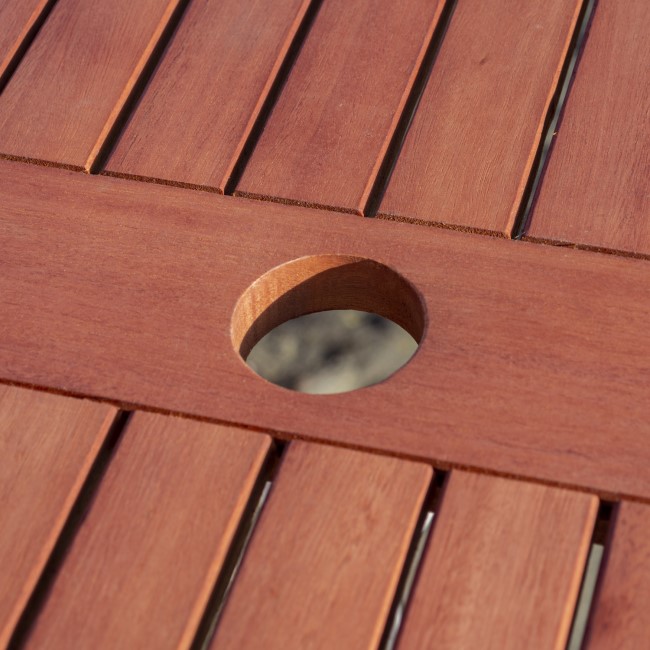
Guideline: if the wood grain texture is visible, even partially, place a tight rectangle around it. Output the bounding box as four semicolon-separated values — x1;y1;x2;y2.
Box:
0;0;54;87
583;501;650;650
1;160;650;499
379;0;583;235
105;0;311;190
398;471;598;650
0;0;179;170
24;412;271;650
527;0;650;256
0;385;116;648
235;0;445;213
211;442;431;649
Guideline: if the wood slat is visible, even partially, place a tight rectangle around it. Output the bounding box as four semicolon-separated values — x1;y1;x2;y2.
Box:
398;471;598;650
211;442;431;649
0;385;116;648
0;0;53;87
583;501;650;649
379;0;583;235
0;0;180;170
527;0;650;257
1;160;649;499
24;412;271;650
105;0;311;190
235;0;446;213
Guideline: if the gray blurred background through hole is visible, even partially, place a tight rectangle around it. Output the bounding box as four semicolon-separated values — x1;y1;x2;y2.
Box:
246;310;418;394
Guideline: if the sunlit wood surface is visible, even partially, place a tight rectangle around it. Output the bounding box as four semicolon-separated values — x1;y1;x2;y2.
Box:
0;0;647;647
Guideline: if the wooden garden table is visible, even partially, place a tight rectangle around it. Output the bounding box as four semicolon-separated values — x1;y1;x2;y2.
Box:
0;0;648;648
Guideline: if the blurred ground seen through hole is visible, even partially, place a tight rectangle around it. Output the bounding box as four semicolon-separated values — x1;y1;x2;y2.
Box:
246;310;418;394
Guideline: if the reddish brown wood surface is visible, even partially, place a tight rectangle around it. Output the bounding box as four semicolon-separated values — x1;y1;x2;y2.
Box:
211;442;431;649
24;412;271;650
0;160;649;500
398;471;597;650
528;0;650;256
0;1;648;644
527;0;650;256
0;0;179;170
105;0;311;190
584;501;650;649
0;0;53;87
235;0;445;213
0;385;116;648
379;0;583;235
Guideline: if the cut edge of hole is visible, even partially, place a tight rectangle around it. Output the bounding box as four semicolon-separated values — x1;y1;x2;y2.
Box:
231;255;426;360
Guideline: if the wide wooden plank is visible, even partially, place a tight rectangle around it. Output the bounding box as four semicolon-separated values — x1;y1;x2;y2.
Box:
211;442;431;648
398;471;597;649
583;501;650;649
105;0;311;190
0;385;116;648
24;412;271;650
0;0;179;170
379;0;583;235
235;0;446;213
0;0;53;87
0;160;649;499
527;0;650;256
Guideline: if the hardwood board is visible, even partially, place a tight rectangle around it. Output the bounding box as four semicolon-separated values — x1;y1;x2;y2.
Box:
0;0;180;170
0;385;116;648
527;0;650;256
583;501;650;649
24;412;271;650
0;0;53;88
235;0;446;213
211;441;431;649
398;471;597;650
1;160;650;499
105;0;311;190
379;0;583;235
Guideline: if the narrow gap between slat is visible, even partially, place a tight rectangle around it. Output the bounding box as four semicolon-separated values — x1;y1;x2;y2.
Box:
511;0;597;240
7;410;132;650
565;501;614;650
380;470;448;650
521;236;650;263
0;153;82;172
191;440;288;650
87;0;194;174
0;0;59;94
223;0;324;196
4;378;650;508
362;0;458;218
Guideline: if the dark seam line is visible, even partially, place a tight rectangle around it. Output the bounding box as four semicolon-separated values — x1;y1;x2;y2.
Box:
223;0;325;195
7;410;132;649
511;0;598;239
190;442;287;649
0;0;59;94
1;377;648;507
87;0;195;174
564;500;614;650
379;470;447;649
363;0;458;218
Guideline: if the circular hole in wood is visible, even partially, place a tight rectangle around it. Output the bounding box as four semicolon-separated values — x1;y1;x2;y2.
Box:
231;255;426;394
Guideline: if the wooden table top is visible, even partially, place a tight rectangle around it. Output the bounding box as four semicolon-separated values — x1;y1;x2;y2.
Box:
0;0;648;648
